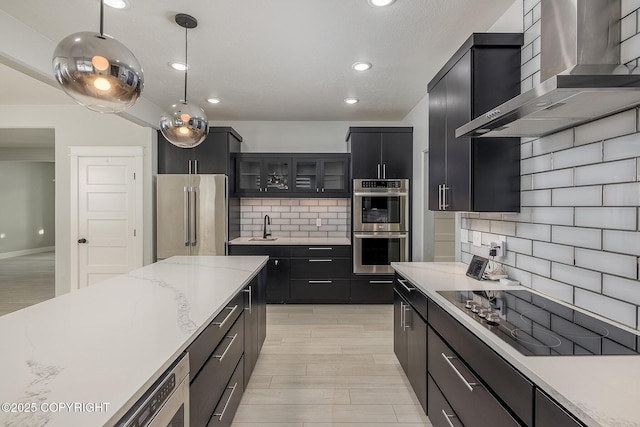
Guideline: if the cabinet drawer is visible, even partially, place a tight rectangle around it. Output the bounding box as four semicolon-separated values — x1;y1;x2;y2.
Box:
190;315;244;427
395;274;428;320
207;356;245;427
228;245;290;257
290;257;351;278
428;300;534;426
351;277;394;303
292;245;351;258
428;327;520;427
188;292;243;379
428;374;464;427
290;279;350;301
535;389;584;427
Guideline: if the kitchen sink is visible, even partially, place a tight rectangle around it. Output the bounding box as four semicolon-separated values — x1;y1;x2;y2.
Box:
248;237;278;241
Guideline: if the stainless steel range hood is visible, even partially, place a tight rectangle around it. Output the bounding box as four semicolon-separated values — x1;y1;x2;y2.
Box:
457;0;640;138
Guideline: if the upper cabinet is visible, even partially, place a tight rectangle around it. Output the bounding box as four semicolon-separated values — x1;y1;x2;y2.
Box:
347;127;413;179
232;153;350;197
428;33;523;212
157;126;242;175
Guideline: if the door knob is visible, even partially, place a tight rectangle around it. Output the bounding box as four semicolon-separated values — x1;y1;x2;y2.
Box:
78;238;87;244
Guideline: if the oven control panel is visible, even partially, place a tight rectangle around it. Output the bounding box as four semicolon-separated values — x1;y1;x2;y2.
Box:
360;180;402;188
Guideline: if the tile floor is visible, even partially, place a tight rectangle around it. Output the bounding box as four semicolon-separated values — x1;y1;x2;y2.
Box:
0;252;55;316
231;304;433;427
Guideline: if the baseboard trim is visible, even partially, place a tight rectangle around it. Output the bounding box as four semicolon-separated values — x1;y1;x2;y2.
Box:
0;246;55;260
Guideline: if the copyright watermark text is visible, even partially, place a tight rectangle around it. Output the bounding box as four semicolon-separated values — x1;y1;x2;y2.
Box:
1;402;110;413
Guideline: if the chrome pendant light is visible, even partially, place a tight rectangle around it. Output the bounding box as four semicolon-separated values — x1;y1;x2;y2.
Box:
159;14;209;148
52;0;143;113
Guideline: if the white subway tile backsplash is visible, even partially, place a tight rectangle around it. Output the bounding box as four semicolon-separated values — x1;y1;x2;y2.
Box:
281;212;300;219
532;2;541;21
521;174;533;191
242;212;261;219
621;32;640;64
506;236;533;255
521;141;533;159
532;241;574;265
603;182;640;206
574;110;636;146
532;169;573;189
551;226;601;249
524;9;533;30
533;129;573;155
517;254;551;276
318;199;338;206
603;274;640;305
469;219;491;232
575;159;637;186
261;199;282;206
241;199;262;206
622;0;640;16
522;154;551;174
252;205;272;212
506;267;532;287
517;223;551;241
622;13;637;40
523;19;541;46
280;199;300;206
575;248;638;279
552;143;603;169
551;186;602;207
531;275;574;304
291;206;310;212
524;0;539;14
603;230;640;256
521;55;541;80
532;37;541;57
522;189;551;206
309;206;328;213
521;76;533;93
299;199;319;206
291;218;309;225
552;263;601;293
532;71;541;86
530;207;574;225
574;289;637;328
575;207;637;230
490;221;516;236
521;42;533;65
603;133;640;161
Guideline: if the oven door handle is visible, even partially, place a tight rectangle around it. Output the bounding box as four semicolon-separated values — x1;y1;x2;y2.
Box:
354;233;408;239
353;192;409;197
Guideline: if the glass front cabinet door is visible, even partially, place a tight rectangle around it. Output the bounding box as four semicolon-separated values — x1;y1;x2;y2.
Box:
293;157;349;194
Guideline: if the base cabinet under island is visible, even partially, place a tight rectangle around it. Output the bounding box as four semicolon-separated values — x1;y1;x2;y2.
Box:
393;272;586;427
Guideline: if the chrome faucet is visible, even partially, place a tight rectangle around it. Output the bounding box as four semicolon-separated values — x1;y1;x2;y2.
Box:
263;214;271;239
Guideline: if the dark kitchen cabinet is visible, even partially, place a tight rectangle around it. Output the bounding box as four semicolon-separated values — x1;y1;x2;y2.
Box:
393;274;427;412
228;245;291;303
158;126;242;174
351;275;394;303
234;154;292;195
535;389;584;427
243;268;266;388
347;127;413;179
289;245;351;302
292;155;350;195
428;374;464;427
427;33;522;212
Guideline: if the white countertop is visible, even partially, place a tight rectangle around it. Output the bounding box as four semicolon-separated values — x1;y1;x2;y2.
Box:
229;237;351;245
391;262;640;427
0;255;268;427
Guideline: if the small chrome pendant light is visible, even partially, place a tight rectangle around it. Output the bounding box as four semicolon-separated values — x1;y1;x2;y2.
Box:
159;14;209;148
52;0;143;113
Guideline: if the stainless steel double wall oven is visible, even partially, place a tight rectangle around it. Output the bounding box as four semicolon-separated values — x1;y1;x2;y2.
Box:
353;179;409;274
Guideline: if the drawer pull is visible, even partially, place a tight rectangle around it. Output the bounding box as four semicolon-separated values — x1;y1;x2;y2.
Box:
214;382;238;421
212;305;238;328
213;333;238;362
397;278;415;292
369;280;393;284
403;304;411;330
441;409;457;427
309;280;333;284
308;247;332;250
309;259;332;262
441;353;478;392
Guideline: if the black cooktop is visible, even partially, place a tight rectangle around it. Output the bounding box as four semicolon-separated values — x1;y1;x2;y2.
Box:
437;289;640;356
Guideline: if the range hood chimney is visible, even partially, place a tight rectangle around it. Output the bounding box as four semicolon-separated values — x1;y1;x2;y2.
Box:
457;0;640;138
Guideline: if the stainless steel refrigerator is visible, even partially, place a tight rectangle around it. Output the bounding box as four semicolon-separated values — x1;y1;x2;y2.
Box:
156;174;227;259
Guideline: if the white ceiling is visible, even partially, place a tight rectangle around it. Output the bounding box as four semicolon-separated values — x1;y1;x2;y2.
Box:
0;0;515;122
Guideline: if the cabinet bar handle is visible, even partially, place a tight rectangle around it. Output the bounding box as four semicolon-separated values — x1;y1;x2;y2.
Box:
309;280;333;284
194;159;199;175
243;286;252;314
377;163;381;179
397;278;415;292
441;409;457;427
403;304;411;330
309;259;332;262
213;333;238;362
383;163;386;179
214;382;238;421
308;247;332;250
400;301;405;329
441;353;478;392
183;187;190;246
212;305;238;328
369;280;393;284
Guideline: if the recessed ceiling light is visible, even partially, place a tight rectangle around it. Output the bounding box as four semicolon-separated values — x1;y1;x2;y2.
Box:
344;98;359;105
368;0;396;6
352;62;372;71
170;61;188;71
207;98;221;104
104;0;129;9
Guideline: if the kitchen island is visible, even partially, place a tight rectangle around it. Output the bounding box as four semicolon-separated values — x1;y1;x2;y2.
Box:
0;255;267;427
392;262;640;427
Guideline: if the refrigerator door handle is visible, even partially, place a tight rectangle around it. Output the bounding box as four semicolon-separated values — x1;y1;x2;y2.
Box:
183;186;190;246
189;186;197;246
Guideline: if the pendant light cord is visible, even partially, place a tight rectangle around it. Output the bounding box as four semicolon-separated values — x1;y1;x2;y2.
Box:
99;0;104;37
184;25;188;103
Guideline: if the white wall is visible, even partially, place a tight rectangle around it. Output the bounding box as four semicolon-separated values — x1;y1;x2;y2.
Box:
0;105;155;296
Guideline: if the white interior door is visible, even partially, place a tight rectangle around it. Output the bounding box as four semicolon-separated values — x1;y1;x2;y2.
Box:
70;147;143;290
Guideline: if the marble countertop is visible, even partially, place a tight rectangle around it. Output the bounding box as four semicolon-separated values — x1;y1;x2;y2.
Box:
0;255;268;427
229;237;351;245
391;262;640;427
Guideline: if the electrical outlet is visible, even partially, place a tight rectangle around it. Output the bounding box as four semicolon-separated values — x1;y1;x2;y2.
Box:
460;229;468;243
316;218;322;227
472;231;482;247
490;240;506;257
